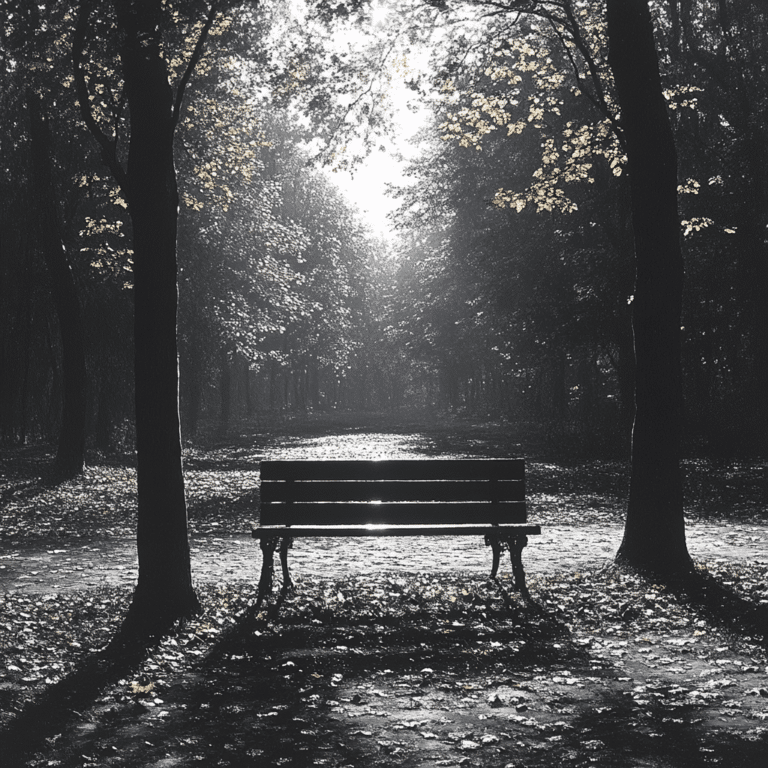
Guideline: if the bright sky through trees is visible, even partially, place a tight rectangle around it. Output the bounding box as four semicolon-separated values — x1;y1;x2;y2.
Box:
325;30;430;239
332;79;426;238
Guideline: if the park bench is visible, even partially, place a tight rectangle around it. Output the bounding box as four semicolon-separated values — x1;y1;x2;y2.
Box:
251;458;540;600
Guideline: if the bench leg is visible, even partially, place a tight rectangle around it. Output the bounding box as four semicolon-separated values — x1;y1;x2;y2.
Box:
258;537;278;599
488;537;502;579
279;537;295;593
507;534;530;599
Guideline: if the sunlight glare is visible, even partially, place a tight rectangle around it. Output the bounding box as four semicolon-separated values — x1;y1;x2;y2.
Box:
330;28;431;239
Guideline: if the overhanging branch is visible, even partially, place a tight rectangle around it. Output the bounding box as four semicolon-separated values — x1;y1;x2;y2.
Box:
72;0;128;190
172;0;222;130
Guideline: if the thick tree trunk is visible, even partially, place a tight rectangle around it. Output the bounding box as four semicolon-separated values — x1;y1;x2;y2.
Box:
607;0;692;574
116;0;199;629
28;95;87;479
614;306;636;431
737;132;768;498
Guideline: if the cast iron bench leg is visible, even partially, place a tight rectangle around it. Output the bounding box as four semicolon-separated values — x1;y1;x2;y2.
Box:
488;536;502;579
508;534;530;599
279;536;295;593
258;537;278;599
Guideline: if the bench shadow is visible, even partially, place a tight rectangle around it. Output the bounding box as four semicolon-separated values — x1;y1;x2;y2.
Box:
30;586;577;767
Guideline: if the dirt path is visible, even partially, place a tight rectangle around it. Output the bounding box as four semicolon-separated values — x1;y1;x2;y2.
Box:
2;426;765;594
2;521;766;594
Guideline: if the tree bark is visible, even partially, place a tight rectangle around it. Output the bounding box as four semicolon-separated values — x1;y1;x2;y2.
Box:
607;0;692;574
115;0;199;629
95;366;116;453
219;348;232;432
241;358;251;417
27;95;87;479
18;284;33;445
180;342;203;438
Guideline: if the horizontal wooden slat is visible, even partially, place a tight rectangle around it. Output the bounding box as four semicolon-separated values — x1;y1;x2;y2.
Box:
259;501;527;526
260;459;524;482
261;479;524;504
253;523;541;538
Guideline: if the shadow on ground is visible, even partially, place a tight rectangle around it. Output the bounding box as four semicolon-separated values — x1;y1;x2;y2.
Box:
671;569;768;650
0;629;159;767
4;588;575;767
4;568;767;768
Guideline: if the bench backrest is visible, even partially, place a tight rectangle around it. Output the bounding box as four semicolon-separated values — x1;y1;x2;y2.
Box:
259;459;526;526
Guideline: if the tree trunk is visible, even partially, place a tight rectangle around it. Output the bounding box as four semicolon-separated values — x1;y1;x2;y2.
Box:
28;95;87;479
18;287;33;445
116;0;199;629
550;349;568;422
269;358;278;410
219;348;232;432
614;306;636;432
737;132;768;496
179;343;203;439
607;0;692;574
95;366;115;453
576;356;596;423
309;359;320;410
243;358;253;417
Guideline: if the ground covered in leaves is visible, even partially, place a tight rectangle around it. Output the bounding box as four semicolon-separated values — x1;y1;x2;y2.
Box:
1;414;766;766
1;564;767;768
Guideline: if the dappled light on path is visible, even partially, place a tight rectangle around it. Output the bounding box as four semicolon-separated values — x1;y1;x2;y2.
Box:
2;423;767;595
260;431;442;461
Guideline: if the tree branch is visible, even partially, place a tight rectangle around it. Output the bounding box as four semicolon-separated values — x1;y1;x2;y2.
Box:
471;0;626;148
72;0;128;190
172;0;222;129
559;1;624;148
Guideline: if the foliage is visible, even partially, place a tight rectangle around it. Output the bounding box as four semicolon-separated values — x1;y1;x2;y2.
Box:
4;0;767;455
391;93;632;425
0;0;134;452
364;0;768;459
438;7;623;215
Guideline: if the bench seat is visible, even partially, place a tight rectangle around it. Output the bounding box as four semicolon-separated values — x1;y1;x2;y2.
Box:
254;523;541;537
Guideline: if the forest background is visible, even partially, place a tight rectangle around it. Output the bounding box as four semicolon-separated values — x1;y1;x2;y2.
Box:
3;0;766;464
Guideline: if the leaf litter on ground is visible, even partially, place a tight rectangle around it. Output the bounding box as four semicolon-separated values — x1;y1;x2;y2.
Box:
2;564;765;767
1;419;766;765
